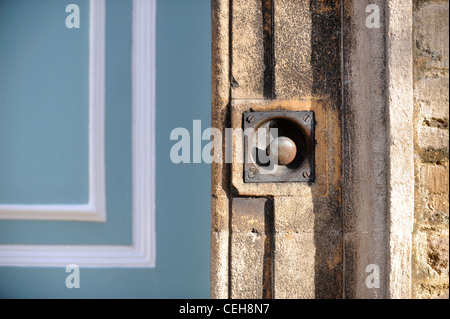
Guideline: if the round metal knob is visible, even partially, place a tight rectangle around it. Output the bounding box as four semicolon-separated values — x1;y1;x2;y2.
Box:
267;136;297;166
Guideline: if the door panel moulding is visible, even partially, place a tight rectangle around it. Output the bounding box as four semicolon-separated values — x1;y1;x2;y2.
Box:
0;0;106;222
0;0;157;268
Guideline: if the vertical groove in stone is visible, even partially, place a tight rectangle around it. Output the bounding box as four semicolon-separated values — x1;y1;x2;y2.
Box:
262;198;274;299
227;0;233;299
262;0;275;99
228;0;234;98
340;0;346;300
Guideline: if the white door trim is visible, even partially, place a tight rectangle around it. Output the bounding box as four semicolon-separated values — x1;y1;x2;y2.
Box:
0;0;106;222
0;0;156;268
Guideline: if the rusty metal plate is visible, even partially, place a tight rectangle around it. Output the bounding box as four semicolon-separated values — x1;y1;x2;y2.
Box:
243;111;315;183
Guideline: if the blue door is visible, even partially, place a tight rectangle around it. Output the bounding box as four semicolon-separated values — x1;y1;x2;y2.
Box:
0;0;211;298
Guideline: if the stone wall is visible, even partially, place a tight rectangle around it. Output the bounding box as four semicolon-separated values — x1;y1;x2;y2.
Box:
212;0;447;299
412;0;449;299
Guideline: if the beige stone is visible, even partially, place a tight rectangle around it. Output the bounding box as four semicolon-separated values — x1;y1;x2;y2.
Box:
211;0;230;299
427;232;449;275
412;0;449;299
274;0;312;99
210;231;229;299
414;2;450;72
418;126;449;150
211;0;428;300
415;77;449;120
273;232;316;299
430;193;450;217
420;164;450;195
412;228;449;299
231;0;264;99
230;198;271;299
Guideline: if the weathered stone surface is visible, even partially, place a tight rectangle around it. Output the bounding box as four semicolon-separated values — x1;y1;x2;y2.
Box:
211;196;229;233
273;232;315;299
230;198;272;299
386;0;416;299
341;0;392;298
430;194;450;218
415;77;449;120
274;231;342;299
274;0;341;100
229;0;342;299
414;1;449;74
211;0;230;102
274;196;341;234
420;164;450;195
427;233;449;276
231;0;264;99
344;232;389;299
418;126;449;150
414;165;449;232
412;0;449;300
412;228;449;299
212;0;430;300
211;197;229;299
274;0;312;99
273;195;342;299
211;0;230;299
210;230;229;299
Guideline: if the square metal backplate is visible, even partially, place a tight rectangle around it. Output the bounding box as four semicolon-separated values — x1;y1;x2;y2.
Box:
243;111;315;183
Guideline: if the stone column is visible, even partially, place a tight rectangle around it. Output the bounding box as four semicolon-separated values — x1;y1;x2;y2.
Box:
211;0;415;299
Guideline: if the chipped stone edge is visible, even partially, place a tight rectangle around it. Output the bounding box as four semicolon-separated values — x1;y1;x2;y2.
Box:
211;0;230;299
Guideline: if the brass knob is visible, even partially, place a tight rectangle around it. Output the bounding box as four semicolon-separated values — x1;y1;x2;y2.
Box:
267;136;297;166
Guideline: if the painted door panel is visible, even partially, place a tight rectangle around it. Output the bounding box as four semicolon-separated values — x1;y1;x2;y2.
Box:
0;0;90;205
0;0;211;298
0;0;132;246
